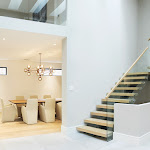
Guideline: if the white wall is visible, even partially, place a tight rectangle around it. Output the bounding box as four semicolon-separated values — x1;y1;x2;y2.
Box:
62;0;139;128
138;0;150;51
134;0;150;72
0;60;62;107
114;103;150;144
114;103;140;137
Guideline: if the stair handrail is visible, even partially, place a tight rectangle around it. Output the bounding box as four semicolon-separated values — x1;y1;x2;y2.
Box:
105;46;149;99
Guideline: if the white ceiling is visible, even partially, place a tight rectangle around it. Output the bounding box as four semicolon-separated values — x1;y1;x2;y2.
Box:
0;28;63;63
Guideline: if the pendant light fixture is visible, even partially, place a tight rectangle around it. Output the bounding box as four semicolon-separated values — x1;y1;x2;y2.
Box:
24;53;54;81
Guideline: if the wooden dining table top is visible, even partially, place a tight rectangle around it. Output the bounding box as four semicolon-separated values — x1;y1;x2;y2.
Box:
9;99;62;104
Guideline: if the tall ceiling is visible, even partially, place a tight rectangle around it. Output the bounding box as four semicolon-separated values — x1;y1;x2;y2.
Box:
0;28;63;63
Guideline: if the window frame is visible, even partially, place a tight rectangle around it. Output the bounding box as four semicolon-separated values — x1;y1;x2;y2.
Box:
0;67;7;75
44;68;62;76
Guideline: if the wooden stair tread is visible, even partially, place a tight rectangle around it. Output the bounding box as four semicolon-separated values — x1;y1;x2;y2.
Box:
119;82;145;85
127;72;149;75
77;126;112;138
123;76;147;80
85;118;114;127
102;98;130;103
110;92;138;96
97;104;114;109
115;87;141;90
91;111;114;118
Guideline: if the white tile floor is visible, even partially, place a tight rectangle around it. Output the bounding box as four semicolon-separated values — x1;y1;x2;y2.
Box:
0;132;150;150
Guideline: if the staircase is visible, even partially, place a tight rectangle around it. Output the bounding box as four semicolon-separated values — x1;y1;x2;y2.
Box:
77;72;149;140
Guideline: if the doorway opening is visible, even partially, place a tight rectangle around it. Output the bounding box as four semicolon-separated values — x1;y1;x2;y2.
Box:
0;28;65;139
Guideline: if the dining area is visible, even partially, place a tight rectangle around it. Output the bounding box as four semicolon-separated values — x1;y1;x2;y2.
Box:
0;94;62;139
0;95;62;125
0;43;63;139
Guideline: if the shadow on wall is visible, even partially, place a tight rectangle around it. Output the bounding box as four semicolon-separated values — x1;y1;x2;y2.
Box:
135;81;150;104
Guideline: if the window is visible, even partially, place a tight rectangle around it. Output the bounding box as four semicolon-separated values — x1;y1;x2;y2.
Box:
44;69;62;76
0;67;7;75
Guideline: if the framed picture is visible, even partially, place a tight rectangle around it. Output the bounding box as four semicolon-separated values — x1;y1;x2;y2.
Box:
0;67;7;75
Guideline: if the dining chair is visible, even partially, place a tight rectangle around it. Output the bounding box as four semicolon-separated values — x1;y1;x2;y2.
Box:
0;99;17;123
16;96;25;100
56;102;62;120
16;96;25;117
43;95;51;99
21;99;38;124
39;98;55;123
30;95;38;99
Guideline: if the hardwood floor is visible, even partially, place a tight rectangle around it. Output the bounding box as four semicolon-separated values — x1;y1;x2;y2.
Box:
0;113;62;139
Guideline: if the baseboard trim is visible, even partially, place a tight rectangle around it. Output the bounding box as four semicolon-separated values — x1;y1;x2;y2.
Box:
113;131;150;145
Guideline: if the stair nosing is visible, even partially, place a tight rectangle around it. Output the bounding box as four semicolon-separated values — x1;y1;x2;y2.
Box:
114;87;141;90
119;82;145;85
77;126;112;137
102;98;131;103
84;118;114;127
91;111;114;118
110;92;138;96
96;104;114;109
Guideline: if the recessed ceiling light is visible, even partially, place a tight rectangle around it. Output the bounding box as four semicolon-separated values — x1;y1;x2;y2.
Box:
53;43;56;46
3;38;5;41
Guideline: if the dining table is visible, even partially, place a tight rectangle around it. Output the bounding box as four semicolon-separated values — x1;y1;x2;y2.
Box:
9;98;62;105
9;98;62;117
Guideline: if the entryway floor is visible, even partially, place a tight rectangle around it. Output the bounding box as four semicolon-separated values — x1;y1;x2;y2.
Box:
0;132;149;150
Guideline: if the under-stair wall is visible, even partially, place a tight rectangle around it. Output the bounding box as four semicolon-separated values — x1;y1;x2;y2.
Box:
114;103;150;145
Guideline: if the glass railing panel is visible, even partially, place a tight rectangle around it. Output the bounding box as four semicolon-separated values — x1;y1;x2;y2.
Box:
0;0;67;25
105;43;150;141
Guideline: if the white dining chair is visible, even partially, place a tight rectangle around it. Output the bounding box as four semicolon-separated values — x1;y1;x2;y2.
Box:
0;99;17;123
43;95;51;99
21;99;38;125
16;96;25;117
56;102;62;120
39;98;55;123
16;96;25;100
30;95;38;99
